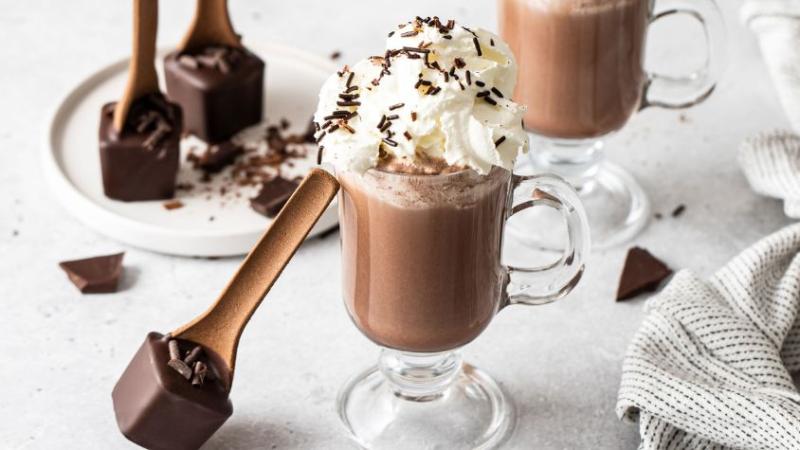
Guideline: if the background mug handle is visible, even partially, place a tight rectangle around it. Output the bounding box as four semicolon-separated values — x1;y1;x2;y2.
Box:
504;174;591;306
640;0;727;110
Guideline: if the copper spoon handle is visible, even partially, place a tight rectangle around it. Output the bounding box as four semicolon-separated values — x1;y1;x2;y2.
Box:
113;0;160;132
178;0;241;52
173;169;340;389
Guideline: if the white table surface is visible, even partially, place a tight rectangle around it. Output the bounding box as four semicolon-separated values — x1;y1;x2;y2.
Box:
0;1;793;448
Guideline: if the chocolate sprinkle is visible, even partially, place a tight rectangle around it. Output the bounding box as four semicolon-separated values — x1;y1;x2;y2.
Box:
672;204;686;218
491;87;505;98
389;103;405;110
473;37;482;56
494;136;506;147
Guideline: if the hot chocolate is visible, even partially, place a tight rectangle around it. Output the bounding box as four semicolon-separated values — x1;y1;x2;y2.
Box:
339;168;509;352
499;0;650;139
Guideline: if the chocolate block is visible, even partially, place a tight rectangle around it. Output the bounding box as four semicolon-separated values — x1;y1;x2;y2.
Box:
99;94;182;201
112;332;232;450
250;177;299;218
164;46;265;142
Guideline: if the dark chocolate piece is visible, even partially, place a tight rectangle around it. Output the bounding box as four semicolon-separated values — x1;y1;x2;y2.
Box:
112;332;232;450
249;177;299;218
164;46;265;142
189;141;244;173
99;94;182;201
59;253;124;294
616;247;673;301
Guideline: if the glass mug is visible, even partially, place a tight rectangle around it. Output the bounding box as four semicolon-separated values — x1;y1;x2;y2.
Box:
499;0;726;249
334;166;590;449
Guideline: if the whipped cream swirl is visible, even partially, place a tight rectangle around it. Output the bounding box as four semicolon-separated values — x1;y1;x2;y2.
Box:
313;17;528;174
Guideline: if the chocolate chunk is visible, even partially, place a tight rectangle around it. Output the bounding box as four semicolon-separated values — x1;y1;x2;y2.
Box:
250;177;299;218
190;141;244;174
59;253;124;294
112;333;232;450
168;359;193;380
164;46;265;142
99;94;182;201
616;247;673;301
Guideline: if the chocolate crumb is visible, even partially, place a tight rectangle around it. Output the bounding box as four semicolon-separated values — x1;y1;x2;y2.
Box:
671;204;686;218
163;200;184;211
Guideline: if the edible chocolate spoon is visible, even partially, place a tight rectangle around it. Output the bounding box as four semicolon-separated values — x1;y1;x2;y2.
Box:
113;0;161;132
112;169;339;449
172;168;339;390
178;0;241;52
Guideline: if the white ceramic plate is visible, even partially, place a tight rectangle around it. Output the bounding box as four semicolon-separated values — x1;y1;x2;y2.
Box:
43;42;340;257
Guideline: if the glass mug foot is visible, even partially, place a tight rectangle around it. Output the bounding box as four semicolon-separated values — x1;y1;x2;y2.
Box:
337;349;515;450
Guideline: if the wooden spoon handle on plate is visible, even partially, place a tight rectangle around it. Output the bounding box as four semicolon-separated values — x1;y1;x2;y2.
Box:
113;0;161;132
173;169;340;389
178;0;241;52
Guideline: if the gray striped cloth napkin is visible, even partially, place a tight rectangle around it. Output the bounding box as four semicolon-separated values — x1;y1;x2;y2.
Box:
740;131;800;218
616;223;800;449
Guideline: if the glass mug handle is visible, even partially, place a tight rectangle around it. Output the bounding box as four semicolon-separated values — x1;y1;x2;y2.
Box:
640;0;727;110
504;174;591;306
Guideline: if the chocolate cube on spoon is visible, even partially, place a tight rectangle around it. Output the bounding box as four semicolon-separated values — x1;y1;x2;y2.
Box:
100;0;182;201
112;169;339;449
164;0;264;142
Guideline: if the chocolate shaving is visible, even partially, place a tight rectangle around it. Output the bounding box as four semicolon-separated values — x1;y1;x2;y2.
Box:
168;340;181;360
184;346;204;365
168;359;193;380
192;361;208;386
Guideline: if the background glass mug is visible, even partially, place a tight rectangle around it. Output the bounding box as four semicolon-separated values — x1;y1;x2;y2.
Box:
499;0;726;249
335;166;590;449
